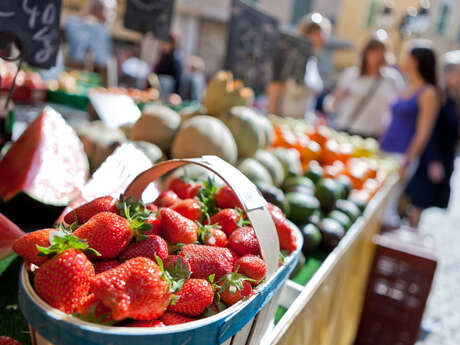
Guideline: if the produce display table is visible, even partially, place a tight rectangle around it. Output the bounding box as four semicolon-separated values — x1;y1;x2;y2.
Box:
264;174;398;345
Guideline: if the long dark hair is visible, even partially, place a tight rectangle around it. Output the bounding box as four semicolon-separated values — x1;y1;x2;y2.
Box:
410;45;438;86
360;38;386;75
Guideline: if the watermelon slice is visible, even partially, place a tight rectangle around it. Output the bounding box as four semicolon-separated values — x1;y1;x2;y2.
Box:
58;143;153;223
0;213;25;259
0;107;89;229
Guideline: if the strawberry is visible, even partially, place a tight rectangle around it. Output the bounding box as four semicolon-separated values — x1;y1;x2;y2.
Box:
220;280;253;306
93;260;119;274
128;320;164;327
215;185;242;209
188;183;203;198
171;199;202;221
169;279;214;316
199;225;228;247
92;257;171;321
160;208;198;244
235;255;266;284
12;228;53;265
35;248;95;313
267;205;297;252
145;203;158;212
0;336;22;345
144;213;162;236
154;190;181;207
64;196;117;225
168;177;193;199
218;269;254;306
160;312;195;325
180;244;236;279
119;235;168;261
208;209;246;236
228;227;261;256
164;255;191;273
73;212;134;259
74;293;113;324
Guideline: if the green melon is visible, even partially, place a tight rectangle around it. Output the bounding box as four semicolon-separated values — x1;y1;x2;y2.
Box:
131;104;181;153
254;150;285;187
237;158;273;186
271;148;302;177
171;116;238;164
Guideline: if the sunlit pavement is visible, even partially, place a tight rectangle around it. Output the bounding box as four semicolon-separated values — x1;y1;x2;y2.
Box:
416;158;460;345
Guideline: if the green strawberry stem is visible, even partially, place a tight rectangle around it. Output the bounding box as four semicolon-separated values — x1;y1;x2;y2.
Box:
72;304;115;326
217;267;255;296
37;224;100;257
196;177;219;219
155;254;191;294
117;194;152;242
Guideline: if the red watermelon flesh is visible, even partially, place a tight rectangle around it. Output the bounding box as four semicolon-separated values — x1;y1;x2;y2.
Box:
0;213;25;259
58;143;153;223
0;106;88;205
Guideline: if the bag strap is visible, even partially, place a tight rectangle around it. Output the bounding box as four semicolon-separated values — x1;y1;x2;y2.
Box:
346;75;383;130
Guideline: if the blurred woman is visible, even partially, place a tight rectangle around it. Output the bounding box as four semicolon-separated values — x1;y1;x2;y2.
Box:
405;53;460;227
325;34;404;138
380;40;440;227
267;13;330;118
154;33;184;96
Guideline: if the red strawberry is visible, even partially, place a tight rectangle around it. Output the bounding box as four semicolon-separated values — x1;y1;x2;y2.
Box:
0;336;22;345
160;208;198;244
34;248;95;313
92;257;171;321
188;183;203;198
218;269;254;307
235;255;266;284
220;280;253;306
208;209;244;236
75;293;113;324
215;185;242;209
160;311;195;325
164;255;192;273
145;203;158;212
93;260;119;275
145;213;162;236
267;205;297;252
228;227;261;256
168;177;193;199
171;199;202;221
128;320;164;327
64;196;117;225
73;212;133;259
199;225;228;247
180;244;235;279
119;235;168;261
12;228;53;265
267;203;284;221
154;190;181;208
169;279;214;316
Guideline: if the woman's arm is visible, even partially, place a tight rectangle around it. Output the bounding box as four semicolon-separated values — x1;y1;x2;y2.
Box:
405;87;439;162
267;81;284;115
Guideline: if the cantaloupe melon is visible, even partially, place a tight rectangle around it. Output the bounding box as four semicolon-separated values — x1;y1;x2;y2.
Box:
131;104;181;153
254;150;285;187
237;158;273;186
171;116;238;164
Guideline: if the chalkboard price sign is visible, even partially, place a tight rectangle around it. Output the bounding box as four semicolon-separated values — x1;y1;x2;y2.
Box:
225;0;279;93
124;0;175;40
0;0;62;69
273;28;312;84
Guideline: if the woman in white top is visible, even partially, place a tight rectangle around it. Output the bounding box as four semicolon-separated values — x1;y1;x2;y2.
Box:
325;37;405;138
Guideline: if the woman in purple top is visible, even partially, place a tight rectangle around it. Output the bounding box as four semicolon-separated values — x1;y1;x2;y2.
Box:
380;40;440;227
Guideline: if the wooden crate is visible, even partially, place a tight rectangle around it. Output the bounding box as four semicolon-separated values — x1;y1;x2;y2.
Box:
263;175;399;345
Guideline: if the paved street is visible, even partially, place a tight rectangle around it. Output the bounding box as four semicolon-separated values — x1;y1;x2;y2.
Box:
416;158;460;345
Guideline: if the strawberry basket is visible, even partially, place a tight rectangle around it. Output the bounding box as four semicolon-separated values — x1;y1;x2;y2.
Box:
18;156;302;345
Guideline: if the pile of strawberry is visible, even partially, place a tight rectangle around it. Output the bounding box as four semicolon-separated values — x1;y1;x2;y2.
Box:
13;176;297;327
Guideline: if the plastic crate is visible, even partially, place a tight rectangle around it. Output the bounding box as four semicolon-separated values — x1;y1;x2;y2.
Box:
354;227;437;345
